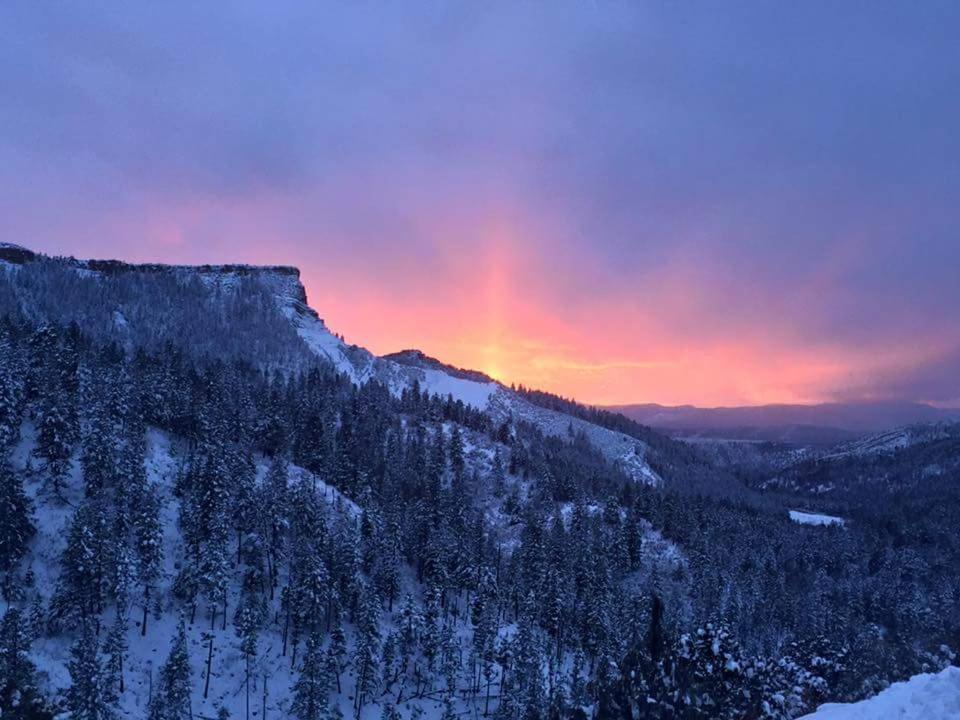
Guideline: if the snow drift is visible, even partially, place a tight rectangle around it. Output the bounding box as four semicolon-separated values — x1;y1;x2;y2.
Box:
799;666;960;719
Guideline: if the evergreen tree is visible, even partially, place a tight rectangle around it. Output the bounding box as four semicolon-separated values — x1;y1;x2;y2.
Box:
103;611;129;700
352;582;382;714
234;569;266;719
0;461;34;597
51;501;110;627
290;631;329;720
133;480;164;635
65;624;115;720
0;608;47;719
326;620;347;694
149;621;192;720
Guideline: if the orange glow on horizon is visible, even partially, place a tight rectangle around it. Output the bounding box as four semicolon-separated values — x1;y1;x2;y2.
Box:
66;203;954;409
295;214;945;408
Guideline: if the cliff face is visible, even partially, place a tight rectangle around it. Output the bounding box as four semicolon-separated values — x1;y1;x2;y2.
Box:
0;242;37;264
1;244;663;484
0;245;314;367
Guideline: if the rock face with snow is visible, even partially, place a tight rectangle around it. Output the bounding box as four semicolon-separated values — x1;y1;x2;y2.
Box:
13;245;664;485
799;667;960;719
2;244;667;490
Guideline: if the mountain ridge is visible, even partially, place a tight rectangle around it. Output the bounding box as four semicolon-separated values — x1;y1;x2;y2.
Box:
3;244;664;485
608;400;960;438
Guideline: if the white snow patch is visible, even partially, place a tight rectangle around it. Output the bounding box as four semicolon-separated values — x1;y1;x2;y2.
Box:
799;666;960;719
789;510;846;527
418;367;496;410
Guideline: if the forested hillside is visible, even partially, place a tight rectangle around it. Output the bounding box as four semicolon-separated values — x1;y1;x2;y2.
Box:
0;248;957;720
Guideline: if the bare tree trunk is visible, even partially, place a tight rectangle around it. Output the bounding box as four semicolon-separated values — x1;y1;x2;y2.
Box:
484;669;493;716
262;673;269;720
141;585;150;636
245;653;251;720
204;633;214;699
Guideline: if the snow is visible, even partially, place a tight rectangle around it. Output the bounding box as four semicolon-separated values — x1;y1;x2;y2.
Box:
285;304;377;384
10;420;390;719
789;510;846;527
417;367;497;410
283;299;499;412
487;387;662;486
824;423;959;461
799;666;960;719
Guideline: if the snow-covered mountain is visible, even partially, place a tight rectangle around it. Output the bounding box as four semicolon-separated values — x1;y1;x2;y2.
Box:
610;401;960;439
2;244;661;486
4;244;959;720
822;422;960;461
760;420;960;495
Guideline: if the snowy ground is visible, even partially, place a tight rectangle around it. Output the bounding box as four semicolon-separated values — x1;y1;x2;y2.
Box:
9;422;431;720
789;510;846;527
798;666;960;719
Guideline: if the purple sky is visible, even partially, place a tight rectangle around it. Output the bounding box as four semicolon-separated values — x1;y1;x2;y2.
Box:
2;2;959;406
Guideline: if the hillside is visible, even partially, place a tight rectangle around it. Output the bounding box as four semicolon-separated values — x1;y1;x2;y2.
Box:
610;401;960;442
1;246;958;719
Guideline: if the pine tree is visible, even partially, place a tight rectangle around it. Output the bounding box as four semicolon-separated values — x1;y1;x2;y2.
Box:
491;450;507;497
352;582;382;714
0;461;34;594
261;454;290;597
514;594;546;720
149;621;192;720
449;425;465;485
291;630;329;720
80;405;118;498
51;500;110;627
673;623;750;720
0;608;47;719
103;611;129;700
326;621;347;694
66;624;116;720
0;334;25;452
133;480;164;635
234;569;266;720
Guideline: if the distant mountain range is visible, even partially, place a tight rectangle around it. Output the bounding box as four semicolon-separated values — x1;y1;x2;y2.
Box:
605;401;960;444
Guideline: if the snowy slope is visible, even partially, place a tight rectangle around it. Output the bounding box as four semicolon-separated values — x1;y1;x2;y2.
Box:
7;245;663;484
798;666;960;719
274;275;660;484
9;422;372;720
822;423;960;461
789;510;846;527
487;388;662;486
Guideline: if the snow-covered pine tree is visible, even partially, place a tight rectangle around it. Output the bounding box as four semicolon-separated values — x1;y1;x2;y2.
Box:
149;620;192;720
290;630;329;720
0;460;34;598
0;607;47;719
65;623;116;720
103;611;129;700
51;500;110;627
133;478;164;635
352;581;382;715
326;620;347;694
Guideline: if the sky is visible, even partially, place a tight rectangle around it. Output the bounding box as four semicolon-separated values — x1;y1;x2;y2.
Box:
2;2;959;407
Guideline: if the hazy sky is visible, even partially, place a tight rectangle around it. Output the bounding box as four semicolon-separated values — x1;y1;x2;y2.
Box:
3;2;959;406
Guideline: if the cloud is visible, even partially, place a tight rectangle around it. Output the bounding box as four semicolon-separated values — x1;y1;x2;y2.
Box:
1;1;958;405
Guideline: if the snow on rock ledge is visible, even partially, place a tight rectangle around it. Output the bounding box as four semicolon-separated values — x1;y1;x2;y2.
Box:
789;510;846;527
799;667;960;719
